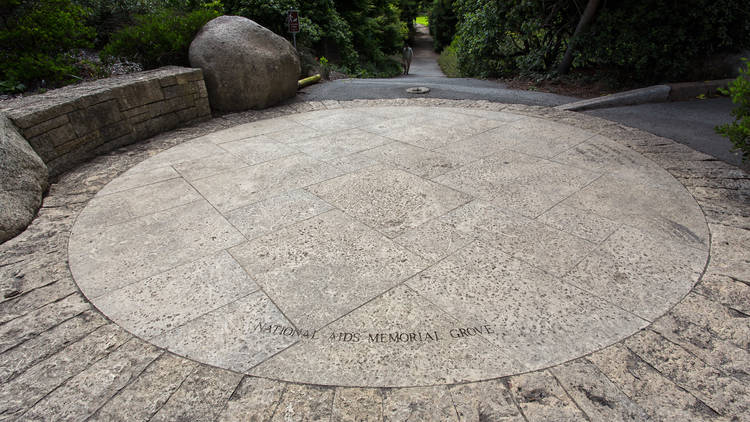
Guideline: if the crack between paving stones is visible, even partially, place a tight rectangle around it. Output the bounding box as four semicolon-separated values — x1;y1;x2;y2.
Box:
326;385;336;421
0;291;87;350
0;278;61;312
15;332;136;421
142;287;268;343
378;388;386;422
447;385;462;421
223;250;301;333
0;310;107;384
719;274;750;287
0;258;25;268
92;173;183;199
242;339;301;374
266;383;288;421
211;375;244;422
650;327;750;385
84;350;166;422
398;281;499;353
212;375;247;422
580;356;651;417
622;342;724;418
502;377;531;422
692;290;750;317
243;239;484;384
145;361;200;421
550;370;593;422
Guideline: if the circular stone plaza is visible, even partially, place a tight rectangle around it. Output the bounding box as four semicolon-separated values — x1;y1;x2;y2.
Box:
2;100;749;421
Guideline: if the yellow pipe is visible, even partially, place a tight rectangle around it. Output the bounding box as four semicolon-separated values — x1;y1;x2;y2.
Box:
298;74;321;89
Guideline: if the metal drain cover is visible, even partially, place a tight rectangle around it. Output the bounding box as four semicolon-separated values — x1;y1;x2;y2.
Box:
406;87;430;94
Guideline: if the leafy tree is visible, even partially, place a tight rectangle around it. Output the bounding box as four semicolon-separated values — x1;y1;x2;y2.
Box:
449;0;750;83
334;0;407;63
452;0;577;78
226;0;407;76
224;0;358;67
557;0;599;75
429;0;456;52
399;0;424;34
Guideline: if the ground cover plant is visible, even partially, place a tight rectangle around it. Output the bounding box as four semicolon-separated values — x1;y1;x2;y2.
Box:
717;60;750;161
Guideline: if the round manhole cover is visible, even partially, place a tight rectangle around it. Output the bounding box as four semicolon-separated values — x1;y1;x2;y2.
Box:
406;86;430;94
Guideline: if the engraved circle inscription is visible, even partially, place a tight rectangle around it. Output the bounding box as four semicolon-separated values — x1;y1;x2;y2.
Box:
68;106;708;387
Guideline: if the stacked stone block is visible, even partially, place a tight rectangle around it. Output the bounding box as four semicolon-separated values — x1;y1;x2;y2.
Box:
0;66;211;177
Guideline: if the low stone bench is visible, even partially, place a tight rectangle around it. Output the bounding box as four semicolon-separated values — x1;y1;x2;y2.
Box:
0;66;212;243
1;66;211;177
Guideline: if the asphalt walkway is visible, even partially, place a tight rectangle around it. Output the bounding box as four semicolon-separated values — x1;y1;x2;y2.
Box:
586;98;747;171
401;24;445;77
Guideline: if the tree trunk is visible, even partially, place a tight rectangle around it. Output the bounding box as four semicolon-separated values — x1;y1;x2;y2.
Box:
557;0;601;75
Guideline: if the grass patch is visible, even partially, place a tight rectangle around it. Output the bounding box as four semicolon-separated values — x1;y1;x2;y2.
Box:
437;42;460;77
415;16;429;26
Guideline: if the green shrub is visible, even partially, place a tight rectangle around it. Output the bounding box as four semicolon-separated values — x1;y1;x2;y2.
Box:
76;0;158;48
0;0;95;90
428;0;456;52
716;60;750;162
437;37;460;77
101;6;221;69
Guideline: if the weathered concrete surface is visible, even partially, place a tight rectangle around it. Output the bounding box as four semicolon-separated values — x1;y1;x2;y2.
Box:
65;104;712;387
0;99;747;420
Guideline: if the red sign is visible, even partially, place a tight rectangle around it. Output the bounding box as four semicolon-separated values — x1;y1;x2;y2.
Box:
287;10;300;33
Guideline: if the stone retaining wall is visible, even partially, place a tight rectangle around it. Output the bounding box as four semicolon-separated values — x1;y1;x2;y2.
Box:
0;66;211;177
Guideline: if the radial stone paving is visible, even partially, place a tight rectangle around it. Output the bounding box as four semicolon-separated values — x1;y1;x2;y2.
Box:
67;105;710;388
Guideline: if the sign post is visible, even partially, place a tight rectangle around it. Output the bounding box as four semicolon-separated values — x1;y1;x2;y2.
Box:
287;9;300;50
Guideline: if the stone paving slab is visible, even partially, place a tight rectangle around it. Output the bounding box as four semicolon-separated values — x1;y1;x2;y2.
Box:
0;99;748;421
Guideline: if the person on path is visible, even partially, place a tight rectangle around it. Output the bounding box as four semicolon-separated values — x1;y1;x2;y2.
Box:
402;44;413;75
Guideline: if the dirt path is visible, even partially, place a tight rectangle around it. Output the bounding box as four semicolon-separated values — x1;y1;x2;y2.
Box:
401;24;445;77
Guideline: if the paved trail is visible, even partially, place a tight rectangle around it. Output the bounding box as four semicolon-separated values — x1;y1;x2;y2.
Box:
401;24;445;77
